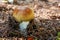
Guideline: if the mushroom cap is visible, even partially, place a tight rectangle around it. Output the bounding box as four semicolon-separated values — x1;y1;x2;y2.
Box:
13;6;34;22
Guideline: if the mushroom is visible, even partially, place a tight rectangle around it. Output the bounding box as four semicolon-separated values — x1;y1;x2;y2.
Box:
13;6;34;36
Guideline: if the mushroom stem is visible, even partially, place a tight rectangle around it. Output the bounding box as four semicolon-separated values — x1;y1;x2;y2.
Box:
19;21;29;36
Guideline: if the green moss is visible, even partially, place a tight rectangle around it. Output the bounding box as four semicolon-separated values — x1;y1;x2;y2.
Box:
58;32;60;37
56;32;60;40
56;37;60;40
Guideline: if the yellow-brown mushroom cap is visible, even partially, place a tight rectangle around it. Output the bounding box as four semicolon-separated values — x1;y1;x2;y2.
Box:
13;6;34;22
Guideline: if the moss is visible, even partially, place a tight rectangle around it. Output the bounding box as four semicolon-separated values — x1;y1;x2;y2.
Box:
58;32;60;37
